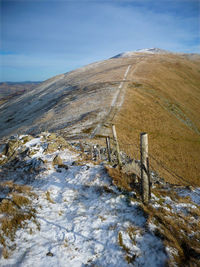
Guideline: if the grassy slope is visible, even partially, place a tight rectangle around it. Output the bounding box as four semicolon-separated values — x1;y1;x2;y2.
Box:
114;54;200;186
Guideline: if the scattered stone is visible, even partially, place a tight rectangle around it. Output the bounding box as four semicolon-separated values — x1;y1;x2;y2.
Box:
10;135;18;140
0;144;8;156
47;133;57;141
46;252;53;257
45;142;59;154
57;164;68;170
20;135;33;144
6;139;20;158
44;136;69;154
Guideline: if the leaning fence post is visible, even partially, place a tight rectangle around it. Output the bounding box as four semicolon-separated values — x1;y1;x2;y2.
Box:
140;132;150;204
106;137;111;162
112;125;122;167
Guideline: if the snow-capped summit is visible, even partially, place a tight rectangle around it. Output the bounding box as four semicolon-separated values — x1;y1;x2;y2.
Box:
112;48;170;58
135;48;169;54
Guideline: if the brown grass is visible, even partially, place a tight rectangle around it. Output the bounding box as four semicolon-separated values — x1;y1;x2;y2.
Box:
105;166;136;192
0;181;36;197
118;232;135;264
45;191;55;204
142;187;200;266
0;182;38;258
114;54;200;186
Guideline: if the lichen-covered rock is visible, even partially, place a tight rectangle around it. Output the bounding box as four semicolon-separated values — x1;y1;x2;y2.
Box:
57;164;68;170
0;155;8;165
47;133;57;141
44;142;59;154
6;139;20;158
20;135;33;144
44;136;69;154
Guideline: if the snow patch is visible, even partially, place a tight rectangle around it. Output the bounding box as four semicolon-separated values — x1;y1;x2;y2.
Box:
112;48;170;58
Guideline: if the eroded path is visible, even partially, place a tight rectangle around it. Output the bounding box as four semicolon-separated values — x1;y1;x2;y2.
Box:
90;64;132;138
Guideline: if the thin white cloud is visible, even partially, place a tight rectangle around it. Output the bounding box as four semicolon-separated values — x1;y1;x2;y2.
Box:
1;0;199;81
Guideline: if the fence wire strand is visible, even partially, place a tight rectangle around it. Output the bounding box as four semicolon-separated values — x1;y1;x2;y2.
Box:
116;140;200;198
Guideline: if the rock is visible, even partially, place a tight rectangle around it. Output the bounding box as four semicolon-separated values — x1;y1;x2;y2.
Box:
44;136;69;154
57;164;68;170
55;136;69;150
0;144;8;156
20;135;33;144
0;156;8;165
47;133;57;141
85;165;90;170
6;139;20;158
52;155;63;166
46;252;53;257
10;135;18;140
45;142;59;153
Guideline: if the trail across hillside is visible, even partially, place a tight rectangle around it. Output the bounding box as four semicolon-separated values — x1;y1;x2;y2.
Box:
90;64;131;138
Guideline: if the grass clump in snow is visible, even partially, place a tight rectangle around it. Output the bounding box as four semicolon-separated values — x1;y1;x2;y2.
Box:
142;187;200;266
45;191;55;204
0;182;38;258
118;231;137;264
105;166;137;193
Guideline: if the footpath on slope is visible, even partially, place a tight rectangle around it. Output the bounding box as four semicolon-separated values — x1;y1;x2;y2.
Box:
90;64;132;138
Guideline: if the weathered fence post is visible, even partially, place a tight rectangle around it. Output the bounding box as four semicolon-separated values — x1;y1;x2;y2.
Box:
90;145;93;160
112;125;122;167
97;146;101;160
147;155;151;200
106;137;111;162
140;132;150;204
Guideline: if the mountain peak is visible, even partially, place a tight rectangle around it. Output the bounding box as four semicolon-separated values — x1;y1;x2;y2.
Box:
112;48;170;58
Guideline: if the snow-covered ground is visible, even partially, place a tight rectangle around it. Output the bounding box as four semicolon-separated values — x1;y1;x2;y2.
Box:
0;135;199;266
0;136;168;267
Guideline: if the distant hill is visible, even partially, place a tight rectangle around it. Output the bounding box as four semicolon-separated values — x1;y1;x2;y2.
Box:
0;82;41;104
0;49;200;186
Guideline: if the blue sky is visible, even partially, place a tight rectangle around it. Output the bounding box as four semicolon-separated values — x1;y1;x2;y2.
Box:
0;0;199;81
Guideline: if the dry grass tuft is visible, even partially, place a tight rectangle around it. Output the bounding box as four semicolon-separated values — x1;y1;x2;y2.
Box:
45;191;55;204
118;232;133;264
12;193;30;207
141;189;200;266
105;166;136;192
0;182;38;258
1;210;35;242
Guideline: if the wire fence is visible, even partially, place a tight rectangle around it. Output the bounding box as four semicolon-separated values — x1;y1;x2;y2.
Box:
115;139;200;198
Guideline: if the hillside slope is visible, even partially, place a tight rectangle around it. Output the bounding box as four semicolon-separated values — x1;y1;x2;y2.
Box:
0;50;200;185
0;82;40;105
113;53;200;185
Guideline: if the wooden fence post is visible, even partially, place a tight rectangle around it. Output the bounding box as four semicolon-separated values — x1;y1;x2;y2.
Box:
140;132;150;204
90;145;93;160
112;125;122;167
106;137;111;162
97;146;101;161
